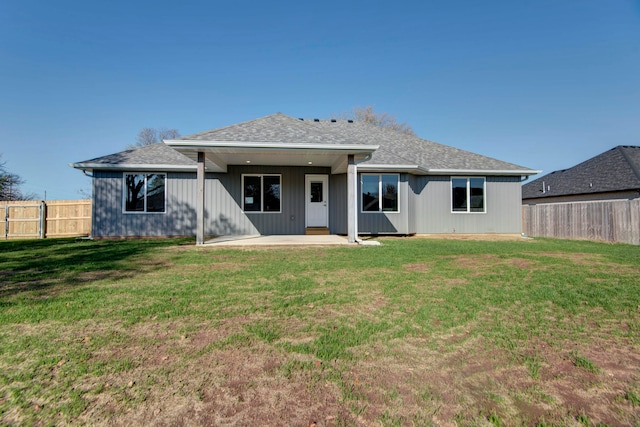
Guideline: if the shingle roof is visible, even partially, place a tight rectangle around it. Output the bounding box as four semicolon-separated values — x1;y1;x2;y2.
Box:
73;113;536;174
522;145;640;200
71;142;195;171
179;113;534;173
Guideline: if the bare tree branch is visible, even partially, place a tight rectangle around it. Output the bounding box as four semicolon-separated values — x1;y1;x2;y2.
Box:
130;127;181;148
0;155;33;201
335;105;415;136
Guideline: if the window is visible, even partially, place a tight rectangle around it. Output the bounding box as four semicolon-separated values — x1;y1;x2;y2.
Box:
452;177;485;213
124;173;166;213
361;174;399;212
243;174;281;212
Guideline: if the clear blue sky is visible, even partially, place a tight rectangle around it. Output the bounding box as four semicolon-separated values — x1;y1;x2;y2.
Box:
1;0;639;200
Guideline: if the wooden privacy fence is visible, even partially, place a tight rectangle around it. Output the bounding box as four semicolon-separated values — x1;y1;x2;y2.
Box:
0;200;91;239
523;199;640;245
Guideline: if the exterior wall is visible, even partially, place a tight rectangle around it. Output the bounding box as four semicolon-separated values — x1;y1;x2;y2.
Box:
211;165;331;235
410;175;524;234
92;166;332;238
93;171;198;237
92;170;524;237
329;174;348;235
523;190;640;205
357;174;411;235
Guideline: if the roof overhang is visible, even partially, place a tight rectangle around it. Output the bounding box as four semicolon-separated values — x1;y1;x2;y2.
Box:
164;140;379;174
70;163;197;173
359;164;541;177
426;168;542;177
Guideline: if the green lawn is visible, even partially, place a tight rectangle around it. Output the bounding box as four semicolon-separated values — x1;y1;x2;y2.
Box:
1;237;639;426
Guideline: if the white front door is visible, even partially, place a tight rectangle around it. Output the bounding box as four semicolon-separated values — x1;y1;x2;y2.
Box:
305;174;329;228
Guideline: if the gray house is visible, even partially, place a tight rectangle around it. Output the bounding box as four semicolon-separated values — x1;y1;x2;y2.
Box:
72;113;539;244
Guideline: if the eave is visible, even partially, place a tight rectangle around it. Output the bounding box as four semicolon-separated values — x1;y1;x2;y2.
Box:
70;163;197;173
359;164;541;177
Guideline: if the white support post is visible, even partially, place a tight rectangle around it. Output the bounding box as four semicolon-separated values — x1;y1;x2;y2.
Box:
347;154;358;243
196;152;205;245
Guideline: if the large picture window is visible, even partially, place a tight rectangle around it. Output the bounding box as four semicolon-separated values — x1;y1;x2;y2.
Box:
452;177;485;213
243;174;281;212
361;174;399;212
124;173;166;213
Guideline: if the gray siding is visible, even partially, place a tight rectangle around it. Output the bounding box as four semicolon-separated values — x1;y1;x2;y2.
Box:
329;174;348;235
211;165;331;235
92;166;332;237
357;174;411;234
92;170;523;237
93;171;197;237
410;175;523;234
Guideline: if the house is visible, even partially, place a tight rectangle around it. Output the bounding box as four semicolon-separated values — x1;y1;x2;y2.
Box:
522;145;640;204
72;113;539;244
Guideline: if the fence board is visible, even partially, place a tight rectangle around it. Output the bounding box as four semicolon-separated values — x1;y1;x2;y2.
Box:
1;200;91;239
523;199;640;245
45;200;92;237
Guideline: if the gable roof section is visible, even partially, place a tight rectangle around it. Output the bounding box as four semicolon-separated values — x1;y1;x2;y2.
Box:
522;146;640;200
72;113;538;176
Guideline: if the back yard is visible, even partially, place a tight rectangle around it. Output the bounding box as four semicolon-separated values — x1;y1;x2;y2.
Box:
1;237;639;426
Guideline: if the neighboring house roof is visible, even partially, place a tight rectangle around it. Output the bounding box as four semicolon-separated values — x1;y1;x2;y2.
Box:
72;113;538;176
522;145;640;200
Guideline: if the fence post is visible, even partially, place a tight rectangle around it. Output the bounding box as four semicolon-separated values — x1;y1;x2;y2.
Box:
39;201;46;239
3;204;8;240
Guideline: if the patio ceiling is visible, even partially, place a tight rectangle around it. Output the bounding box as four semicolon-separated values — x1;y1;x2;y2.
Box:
164;140;379;174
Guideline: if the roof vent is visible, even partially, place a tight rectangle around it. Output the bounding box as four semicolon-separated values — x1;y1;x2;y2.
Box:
347;120;353;123
314;118;319;122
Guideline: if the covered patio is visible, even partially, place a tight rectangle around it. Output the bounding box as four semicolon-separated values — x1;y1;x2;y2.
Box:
165;139;378;245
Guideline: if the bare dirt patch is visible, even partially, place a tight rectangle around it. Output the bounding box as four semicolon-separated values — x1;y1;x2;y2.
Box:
343;333;640;426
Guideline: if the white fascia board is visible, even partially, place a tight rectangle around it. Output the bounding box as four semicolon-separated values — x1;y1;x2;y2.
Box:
165;139;379;152
357;164;541;176
426;168;542;176
357;164;423;172
70;163;197;172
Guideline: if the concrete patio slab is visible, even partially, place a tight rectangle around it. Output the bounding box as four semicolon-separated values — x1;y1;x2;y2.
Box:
205;234;352;247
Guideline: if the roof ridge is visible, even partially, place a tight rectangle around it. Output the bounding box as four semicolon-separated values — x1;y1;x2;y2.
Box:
180;112;290;139
618;145;640;182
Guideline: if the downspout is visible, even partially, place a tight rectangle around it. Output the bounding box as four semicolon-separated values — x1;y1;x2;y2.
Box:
82;169;95;240
351;154;380;246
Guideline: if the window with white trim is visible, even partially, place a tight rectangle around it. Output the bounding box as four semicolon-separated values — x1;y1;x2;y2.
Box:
242;174;281;212
452;177;485;213
361;174;399;212
124;173;166;213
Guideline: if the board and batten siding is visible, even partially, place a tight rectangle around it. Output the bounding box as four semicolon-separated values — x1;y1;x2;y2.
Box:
409;175;523;234
357;173;411;235
216;165;332;235
92;170;524;237
92;166;335;238
329;174;348;235
93;171;198;237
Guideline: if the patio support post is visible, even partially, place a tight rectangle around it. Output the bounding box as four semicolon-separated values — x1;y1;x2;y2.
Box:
196;151;205;245
347;154;357;243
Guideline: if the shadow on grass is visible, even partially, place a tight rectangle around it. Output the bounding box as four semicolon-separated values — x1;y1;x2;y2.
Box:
0;238;191;298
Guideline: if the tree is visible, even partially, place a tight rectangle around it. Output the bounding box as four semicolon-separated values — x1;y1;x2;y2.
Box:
336;105;415;136
130;127;181;148
0;155;33;201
